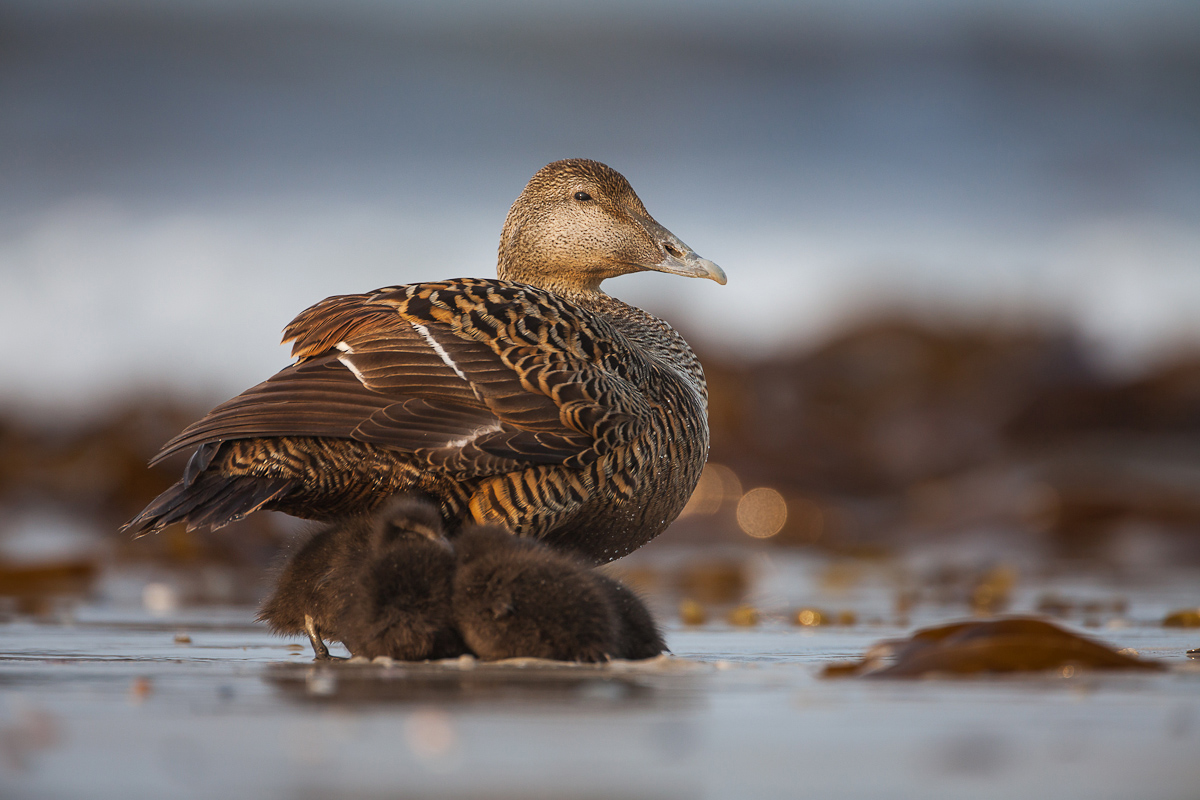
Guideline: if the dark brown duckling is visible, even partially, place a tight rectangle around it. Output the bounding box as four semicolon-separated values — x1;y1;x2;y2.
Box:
452;525;618;662
333;497;465;661
258;520;361;660
122;159;726;565
258;495;462;661
452;525;664;662
593;573;667;660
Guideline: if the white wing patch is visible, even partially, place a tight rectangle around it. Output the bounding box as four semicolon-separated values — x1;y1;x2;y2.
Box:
411;322;470;383
445;423;505;450
334;341;368;385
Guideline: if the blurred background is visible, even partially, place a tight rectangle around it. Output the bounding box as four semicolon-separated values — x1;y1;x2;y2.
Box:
2;0;1199;616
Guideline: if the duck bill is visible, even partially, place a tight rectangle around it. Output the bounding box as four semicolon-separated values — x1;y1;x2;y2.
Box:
635;216;727;285
651;249;727;285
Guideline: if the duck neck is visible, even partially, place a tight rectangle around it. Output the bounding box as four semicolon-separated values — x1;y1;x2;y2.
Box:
497;260;609;303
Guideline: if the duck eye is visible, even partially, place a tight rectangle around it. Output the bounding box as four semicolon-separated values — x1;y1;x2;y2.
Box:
573;191;592;201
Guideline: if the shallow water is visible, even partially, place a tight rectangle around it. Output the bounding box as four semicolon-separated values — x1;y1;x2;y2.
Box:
1;554;1197;800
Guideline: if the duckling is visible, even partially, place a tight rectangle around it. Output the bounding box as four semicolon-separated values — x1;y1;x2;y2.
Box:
258;495;461;660
333;497;465;661
451;525;664;662
593;573;667;660
258;519;364;659
123;159;726;565
452;525;619;662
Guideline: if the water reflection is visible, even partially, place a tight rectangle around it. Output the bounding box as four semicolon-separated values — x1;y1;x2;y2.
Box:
264;661;700;710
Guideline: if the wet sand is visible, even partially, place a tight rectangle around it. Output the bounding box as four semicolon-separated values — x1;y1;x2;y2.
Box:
1;554;1197;800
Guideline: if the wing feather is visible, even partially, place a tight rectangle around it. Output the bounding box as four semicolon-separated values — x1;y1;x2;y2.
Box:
154;280;652;479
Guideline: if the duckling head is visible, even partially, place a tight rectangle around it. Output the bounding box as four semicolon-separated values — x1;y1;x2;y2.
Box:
371;495;452;552
497;159;726;295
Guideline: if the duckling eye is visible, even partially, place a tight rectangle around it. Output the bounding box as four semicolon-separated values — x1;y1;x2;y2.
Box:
573;191;592;201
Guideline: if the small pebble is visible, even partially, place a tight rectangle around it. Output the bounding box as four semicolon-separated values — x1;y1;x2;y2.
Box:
129;676;153;704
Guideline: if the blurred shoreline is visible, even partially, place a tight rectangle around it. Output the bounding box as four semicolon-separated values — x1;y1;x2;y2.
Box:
3;316;1198;597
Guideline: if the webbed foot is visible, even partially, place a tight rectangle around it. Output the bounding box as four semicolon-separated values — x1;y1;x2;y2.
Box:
304;614;332;660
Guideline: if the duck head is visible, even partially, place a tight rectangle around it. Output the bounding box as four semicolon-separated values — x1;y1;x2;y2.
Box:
497;159;726;295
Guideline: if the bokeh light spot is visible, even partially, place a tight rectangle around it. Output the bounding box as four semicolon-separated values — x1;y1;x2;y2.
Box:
736;487;787;538
680;463;742;517
793;608;826;626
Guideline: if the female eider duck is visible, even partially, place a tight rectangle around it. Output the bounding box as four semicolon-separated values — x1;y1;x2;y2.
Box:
123;159;726;564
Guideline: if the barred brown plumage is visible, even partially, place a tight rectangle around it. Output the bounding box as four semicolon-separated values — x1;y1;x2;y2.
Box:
122;159;727;563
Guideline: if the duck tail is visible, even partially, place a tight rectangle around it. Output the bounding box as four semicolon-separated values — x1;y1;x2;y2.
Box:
121;474;297;537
